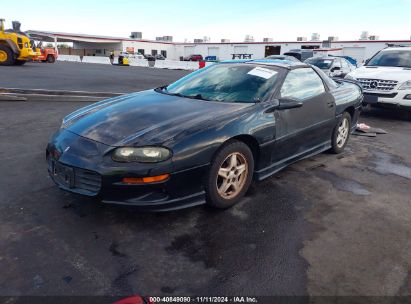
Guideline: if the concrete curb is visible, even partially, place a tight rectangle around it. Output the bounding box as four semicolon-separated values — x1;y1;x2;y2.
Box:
0;88;125;102
0;94;28;101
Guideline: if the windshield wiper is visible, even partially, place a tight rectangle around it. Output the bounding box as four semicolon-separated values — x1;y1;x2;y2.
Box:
155;86;211;101
155;85;167;91
184;94;210;101
155;86;185;97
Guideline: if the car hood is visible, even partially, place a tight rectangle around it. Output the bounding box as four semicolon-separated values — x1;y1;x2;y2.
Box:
64;90;252;146
349;66;411;82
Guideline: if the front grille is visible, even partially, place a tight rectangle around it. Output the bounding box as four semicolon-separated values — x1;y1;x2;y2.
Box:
364;92;398;99
74;168;102;194
17;37;23;49
49;158;102;195
358;78;398;91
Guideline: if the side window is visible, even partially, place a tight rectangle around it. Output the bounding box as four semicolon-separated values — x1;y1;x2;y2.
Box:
341;59;349;70
280;68;326;100
333;58;342;68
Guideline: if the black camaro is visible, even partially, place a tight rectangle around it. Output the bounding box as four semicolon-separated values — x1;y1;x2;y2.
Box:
47;60;362;211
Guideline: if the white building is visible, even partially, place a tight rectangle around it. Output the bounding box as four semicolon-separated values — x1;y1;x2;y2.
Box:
174;40;411;64
28;30;411;64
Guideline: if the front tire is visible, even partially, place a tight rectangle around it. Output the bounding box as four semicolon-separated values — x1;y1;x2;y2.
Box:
206;140;254;209
330;112;351;154
14;60;26;66
46;55;55;63
0;45;15;66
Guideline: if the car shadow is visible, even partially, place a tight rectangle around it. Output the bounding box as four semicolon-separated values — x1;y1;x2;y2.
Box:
361;106;411;122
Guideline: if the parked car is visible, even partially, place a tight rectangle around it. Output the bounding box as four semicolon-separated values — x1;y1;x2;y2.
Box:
305;56;355;78
144;54;155;60
265;55;300;62
47;60;362;211
125;52;144;60
345;47;411;110
184;54;203;61
332;55;358;67
283;49;313;61
155;54;166;60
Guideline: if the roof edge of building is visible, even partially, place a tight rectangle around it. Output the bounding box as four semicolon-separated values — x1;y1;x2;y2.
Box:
27;30;411;46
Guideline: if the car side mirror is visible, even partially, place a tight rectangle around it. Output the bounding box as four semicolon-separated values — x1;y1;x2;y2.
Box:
278;98;303;110
331;66;341;72
365;59;370;65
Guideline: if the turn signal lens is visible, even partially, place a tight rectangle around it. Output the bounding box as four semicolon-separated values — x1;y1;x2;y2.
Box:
122;174;170;184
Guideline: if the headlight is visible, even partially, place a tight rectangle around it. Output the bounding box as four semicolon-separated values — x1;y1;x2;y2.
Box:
345;74;357;81
112;147;172;163
398;80;411;90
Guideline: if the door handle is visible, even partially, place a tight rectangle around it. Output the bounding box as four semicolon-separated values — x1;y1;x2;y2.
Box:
327;101;335;108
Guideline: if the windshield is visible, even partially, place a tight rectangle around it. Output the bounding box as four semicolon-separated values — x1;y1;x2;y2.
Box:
305;57;334;69
367;50;411;68
163;64;280;103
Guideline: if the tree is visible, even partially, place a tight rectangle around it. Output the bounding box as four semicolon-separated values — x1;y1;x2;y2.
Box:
58;43;70;49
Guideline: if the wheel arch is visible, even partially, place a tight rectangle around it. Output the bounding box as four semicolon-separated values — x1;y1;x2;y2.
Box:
0;39;19;55
206;134;261;171
344;105;356;120
230;134;260;166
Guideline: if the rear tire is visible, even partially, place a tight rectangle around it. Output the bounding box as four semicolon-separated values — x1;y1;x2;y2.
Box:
46;55;55;63
205;140;254;209
0;45;15;66
330;112;351;154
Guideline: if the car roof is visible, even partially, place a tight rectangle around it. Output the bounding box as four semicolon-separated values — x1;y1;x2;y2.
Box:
382;46;411;51
307;56;336;60
285;49;313;53
220;59;309;69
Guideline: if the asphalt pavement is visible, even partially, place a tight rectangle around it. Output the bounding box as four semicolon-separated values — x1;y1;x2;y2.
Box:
0;63;410;298
0;61;190;93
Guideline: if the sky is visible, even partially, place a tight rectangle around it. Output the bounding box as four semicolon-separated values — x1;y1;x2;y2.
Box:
2;0;411;42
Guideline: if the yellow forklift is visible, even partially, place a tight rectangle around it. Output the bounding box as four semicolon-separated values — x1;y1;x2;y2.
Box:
0;19;39;65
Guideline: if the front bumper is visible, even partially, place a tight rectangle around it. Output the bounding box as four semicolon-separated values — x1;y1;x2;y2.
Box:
362;90;411;108
46;129;208;211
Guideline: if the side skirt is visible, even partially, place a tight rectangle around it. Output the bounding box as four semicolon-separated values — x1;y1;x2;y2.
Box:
254;141;331;181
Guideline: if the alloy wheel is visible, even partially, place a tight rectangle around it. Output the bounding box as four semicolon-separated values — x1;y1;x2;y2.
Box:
336;117;349;148
216;152;248;199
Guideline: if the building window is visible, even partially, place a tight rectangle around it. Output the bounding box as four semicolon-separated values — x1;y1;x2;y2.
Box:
151;50;158;56
161;50;167;58
138;49;145;55
301;45;320;49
